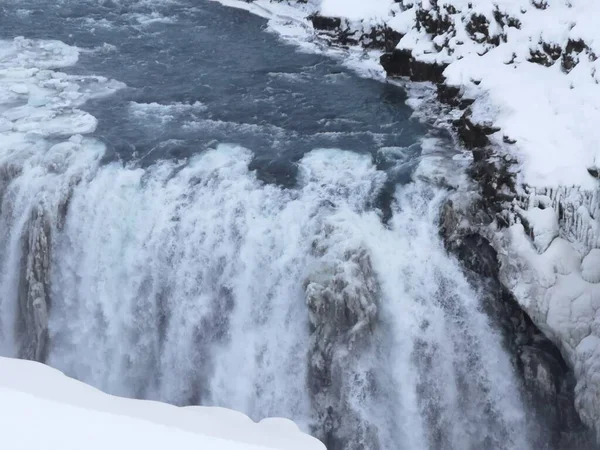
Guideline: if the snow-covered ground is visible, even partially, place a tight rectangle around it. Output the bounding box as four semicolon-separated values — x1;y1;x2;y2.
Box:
0;357;325;450
212;0;600;439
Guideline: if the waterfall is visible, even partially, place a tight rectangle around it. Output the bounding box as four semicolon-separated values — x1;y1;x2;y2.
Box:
0;140;535;449
0;36;535;450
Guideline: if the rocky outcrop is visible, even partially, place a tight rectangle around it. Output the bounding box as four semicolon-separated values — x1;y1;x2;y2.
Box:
17;205;51;362
380;49;447;83
310;13;402;52
440;193;597;449
305;242;379;450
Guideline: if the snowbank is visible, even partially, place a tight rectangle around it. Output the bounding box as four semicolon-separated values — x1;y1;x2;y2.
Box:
0;357;325;450
320;0;396;22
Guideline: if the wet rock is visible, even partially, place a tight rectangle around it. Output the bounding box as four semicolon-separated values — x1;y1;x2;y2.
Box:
17;205;51;362
380;49;447;83
305;244;379;450
309;14;341;32
440;198;598;449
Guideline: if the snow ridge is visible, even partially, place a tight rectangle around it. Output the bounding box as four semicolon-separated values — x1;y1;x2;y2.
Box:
0;357;325;450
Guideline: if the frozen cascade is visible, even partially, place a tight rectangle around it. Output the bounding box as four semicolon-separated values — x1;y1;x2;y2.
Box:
0;139;536;449
0;32;535;450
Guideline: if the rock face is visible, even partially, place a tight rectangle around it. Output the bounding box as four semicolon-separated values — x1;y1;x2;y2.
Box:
17;206;51;362
310;12;402;51
440;195;597;449
305;243;379;450
380;49;447;83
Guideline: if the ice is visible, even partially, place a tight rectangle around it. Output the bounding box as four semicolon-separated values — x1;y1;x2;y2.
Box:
277;0;600;438
304;0;600;190
0;4;571;448
0;38;124;140
582;249;600;284
0;32;538;443
129;101;208;123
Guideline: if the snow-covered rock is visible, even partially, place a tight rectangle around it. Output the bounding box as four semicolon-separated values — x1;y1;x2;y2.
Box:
0;357;325;450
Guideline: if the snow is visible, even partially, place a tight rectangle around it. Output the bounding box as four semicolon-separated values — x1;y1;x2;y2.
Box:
3;0;600;442
221;0;600;188
298;0;600;438
494;218;600;433
582;249;600;284
0;357;325;450
320;0;397;22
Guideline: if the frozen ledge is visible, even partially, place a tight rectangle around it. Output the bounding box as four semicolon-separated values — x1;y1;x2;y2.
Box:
0;357;325;450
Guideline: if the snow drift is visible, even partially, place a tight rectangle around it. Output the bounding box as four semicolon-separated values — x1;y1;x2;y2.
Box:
0;357;325;450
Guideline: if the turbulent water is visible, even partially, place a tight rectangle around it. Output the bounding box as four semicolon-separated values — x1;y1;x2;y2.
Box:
0;0;542;449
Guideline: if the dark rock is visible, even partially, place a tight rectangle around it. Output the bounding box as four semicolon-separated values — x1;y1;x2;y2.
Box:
309;14;341;31
437;84;461;106
17;205;51;363
465;13;490;43
453;112;493;149
360;25;403;52
440;199;598;449
563;39;589;72
529;42;562;67
493;8;522;29
415;7;453;36
380;49;447;83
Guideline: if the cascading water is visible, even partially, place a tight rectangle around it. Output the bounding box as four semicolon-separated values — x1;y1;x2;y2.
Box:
0;1;544;449
0;137;535;450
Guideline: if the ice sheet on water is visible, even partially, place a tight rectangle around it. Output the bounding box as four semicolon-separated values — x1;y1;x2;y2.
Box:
0;38;124;139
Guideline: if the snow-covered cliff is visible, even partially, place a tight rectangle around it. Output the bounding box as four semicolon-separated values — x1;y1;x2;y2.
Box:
221;0;600;441
0;357;325;450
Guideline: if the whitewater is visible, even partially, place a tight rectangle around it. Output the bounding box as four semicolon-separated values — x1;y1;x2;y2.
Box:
0;0;549;449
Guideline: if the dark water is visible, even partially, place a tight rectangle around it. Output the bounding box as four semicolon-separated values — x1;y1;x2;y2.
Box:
0;0;430;186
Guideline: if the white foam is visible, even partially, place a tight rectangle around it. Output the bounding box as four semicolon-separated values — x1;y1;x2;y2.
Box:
129;101;208;123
